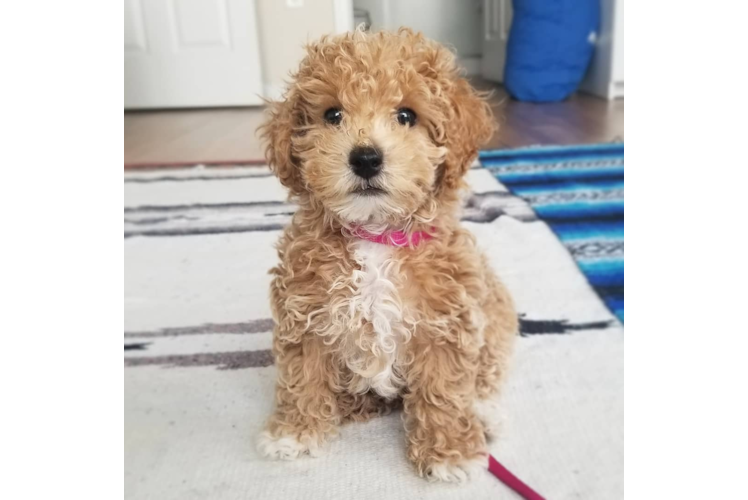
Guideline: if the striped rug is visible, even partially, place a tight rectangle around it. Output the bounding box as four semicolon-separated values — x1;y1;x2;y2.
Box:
480;144;624;322
125;161;623;500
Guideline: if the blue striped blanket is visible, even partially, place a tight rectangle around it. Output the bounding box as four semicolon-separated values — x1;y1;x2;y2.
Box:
480;144;624;322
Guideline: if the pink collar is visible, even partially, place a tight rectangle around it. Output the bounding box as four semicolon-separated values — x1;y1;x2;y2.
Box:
349;227;434;247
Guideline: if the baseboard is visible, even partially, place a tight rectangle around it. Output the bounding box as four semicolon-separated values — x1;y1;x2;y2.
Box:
610;81;624;99
580;78;624;100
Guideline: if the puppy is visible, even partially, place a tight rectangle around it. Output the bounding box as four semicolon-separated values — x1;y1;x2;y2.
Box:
257;29;517;483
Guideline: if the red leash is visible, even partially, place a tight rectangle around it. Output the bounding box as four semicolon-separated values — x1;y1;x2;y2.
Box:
488;454;546;500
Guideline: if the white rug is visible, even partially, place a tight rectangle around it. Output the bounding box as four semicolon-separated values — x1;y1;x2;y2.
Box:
124;163;623;499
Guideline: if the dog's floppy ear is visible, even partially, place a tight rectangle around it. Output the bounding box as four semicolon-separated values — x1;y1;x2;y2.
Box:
442;77;497;188
417;43;495;190
440;77;495;189
260;92;305;196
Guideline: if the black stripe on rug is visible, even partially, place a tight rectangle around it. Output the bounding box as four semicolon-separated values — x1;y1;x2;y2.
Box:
125;350;274;370
518;318;615;336
125;224;285;238
461;207;535;224
125;319;275;338
592;286;625;298
124;195;536;238
535;213;624;224
124;201;287;213
499;174;625;189
480;145;624;163
124;318;615;369
125;215;196;225
125;317;614;340
124;342;151;351
565;241;624;259
125;173;273;183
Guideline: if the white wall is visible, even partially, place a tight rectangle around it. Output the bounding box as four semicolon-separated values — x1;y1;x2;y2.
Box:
354;0;483;72
256;0;351;100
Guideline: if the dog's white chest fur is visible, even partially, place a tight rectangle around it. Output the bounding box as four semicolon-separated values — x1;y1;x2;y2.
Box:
345;240;407;398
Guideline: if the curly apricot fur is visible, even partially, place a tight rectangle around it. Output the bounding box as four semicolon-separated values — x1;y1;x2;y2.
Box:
258;29;517;481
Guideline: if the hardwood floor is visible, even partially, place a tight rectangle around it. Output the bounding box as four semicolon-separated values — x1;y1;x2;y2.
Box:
481;85;624;150
124;82;623;167
124;108;267;167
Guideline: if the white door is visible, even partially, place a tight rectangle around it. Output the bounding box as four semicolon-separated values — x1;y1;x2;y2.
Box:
481;0;512;83
125;0;264;108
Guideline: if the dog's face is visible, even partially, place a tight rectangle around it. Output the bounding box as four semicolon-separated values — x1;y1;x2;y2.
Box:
262;30;494;228
287;86;448;226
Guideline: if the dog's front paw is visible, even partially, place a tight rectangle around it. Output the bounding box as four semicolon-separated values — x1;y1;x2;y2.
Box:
425;456;488;484
256;431;322;460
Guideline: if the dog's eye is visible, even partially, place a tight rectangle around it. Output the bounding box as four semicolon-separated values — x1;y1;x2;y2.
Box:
396;108;417;127
324;108;343;125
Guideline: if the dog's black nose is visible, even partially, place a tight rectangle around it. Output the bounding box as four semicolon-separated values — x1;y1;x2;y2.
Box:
349;146;383;179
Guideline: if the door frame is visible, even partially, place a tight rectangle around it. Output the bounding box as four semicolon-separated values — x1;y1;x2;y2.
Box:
333;0;354;33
